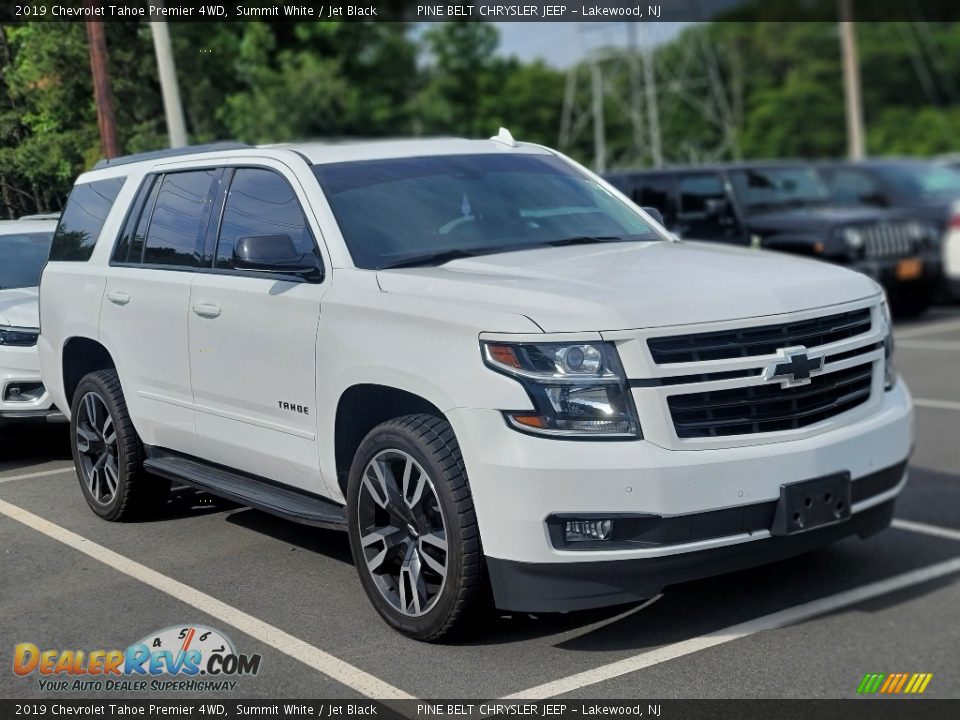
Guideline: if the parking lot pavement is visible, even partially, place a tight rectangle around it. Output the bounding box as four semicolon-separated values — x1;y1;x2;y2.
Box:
1;308;958;700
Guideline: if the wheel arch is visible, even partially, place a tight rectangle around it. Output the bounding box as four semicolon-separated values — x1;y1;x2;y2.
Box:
62;337;117;410
334;383;448;497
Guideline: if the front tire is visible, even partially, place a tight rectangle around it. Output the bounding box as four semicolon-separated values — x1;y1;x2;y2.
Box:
346;414;486;641
70;369;169;521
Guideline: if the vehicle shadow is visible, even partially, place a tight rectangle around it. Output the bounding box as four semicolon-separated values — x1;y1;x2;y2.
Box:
153;484;242;521
224;506;354;565
0;425;70;469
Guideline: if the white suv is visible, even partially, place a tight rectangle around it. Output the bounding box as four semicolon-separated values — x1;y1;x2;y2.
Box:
39;135;913;640
1;216;63;427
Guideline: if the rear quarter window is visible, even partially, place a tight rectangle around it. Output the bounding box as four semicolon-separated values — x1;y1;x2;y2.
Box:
49;177;126;262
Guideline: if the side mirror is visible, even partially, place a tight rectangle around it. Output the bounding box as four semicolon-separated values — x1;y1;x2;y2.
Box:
234;235;320;276
641;206;665;226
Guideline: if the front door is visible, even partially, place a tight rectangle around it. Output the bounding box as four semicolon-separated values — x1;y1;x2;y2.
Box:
187;164;328;493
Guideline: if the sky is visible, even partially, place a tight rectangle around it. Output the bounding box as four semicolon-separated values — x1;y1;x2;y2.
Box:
494;22;689;68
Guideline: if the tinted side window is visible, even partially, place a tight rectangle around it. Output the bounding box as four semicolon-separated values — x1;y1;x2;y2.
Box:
215;168;317;269
113;175;161;264
826;169;885;206
49;177;125;262
143;170;217;267
678;174;726;214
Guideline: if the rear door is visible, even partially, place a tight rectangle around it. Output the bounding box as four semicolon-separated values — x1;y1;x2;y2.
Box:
99;169;221;454
187;161;329;494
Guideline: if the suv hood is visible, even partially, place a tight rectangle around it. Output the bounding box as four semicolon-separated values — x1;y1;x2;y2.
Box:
0;287;39;329
376;241;880;333
744;205;905;233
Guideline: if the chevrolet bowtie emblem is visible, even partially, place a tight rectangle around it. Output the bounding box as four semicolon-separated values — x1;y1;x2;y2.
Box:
764;346;825;388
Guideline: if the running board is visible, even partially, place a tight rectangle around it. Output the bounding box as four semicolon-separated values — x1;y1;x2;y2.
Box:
143;449;347;531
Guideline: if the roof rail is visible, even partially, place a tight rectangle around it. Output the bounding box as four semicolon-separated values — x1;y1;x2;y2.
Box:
18;212;61;221
93;142;252;170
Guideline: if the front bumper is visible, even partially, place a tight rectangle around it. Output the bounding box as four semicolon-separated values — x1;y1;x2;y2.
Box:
0;345;61;426
849;252;941;291
488;494;898;612
448;378;913;611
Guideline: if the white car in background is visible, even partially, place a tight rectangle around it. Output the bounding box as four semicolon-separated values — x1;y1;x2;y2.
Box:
0;215;64;427
944;199;960;301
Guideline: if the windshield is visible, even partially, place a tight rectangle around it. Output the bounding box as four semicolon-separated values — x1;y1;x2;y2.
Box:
0;231;55;290
875;162;960;201
730;167;831;210
312;154;661;269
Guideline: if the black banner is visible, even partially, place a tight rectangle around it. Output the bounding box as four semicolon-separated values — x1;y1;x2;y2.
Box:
2;700;959;720
4;0;960;24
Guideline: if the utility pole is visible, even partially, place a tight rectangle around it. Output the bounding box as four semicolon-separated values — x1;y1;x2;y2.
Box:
84;2;119;159
150;1;188;148
639;26;663;168
590;59;606;173
839;0;865;159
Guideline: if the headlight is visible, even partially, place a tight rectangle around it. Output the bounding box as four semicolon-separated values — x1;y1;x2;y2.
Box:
0;326;39;347
482;341;641;438
881;300;895;391
843;227;865;257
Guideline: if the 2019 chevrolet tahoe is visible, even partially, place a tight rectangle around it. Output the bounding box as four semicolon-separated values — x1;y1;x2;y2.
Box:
38;135;913;640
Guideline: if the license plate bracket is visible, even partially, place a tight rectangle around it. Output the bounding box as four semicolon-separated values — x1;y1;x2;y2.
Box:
771;471;852;536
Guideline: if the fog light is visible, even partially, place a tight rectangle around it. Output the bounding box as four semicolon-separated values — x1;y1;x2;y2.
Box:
565;519;614;542
4;382;44;402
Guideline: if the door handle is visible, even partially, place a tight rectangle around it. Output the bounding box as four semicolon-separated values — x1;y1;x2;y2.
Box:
107;291;130;306
192;303;222;318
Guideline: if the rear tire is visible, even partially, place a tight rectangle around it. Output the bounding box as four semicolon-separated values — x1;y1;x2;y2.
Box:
346;414;487;641
70;369;169;521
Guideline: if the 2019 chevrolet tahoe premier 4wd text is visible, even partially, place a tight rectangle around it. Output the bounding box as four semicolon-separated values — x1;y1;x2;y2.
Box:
38;135;913;641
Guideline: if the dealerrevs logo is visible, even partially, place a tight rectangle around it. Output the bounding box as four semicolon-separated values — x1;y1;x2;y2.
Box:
13;625;261;693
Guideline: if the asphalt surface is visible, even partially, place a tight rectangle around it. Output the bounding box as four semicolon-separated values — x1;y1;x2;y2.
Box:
1;308;959;701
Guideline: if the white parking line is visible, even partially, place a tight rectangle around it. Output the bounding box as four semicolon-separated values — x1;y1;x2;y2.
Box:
893;518;960;543
0;498;413;700
503;555;960;699
895;319;960;340
0;467;74;485
897;340;960;351
914;398;960;413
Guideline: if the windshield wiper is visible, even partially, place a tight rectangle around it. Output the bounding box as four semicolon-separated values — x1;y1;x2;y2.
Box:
377;235;638;270
378;248;484;269
540;235;627;247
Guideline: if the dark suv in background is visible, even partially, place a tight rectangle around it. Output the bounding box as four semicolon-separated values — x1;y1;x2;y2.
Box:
817;158;960;303
606;163;942;316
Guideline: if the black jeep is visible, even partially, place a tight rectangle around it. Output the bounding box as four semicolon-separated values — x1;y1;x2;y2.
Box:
606;162;942;316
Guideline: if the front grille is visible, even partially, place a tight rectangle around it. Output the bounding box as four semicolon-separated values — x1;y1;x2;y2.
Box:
862;222;918;259
648;308;872;364
668;362;873;438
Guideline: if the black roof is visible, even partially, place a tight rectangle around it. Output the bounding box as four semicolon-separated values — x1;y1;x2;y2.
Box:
604;159;820;178
93;142;251;170
813;157;942;169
